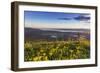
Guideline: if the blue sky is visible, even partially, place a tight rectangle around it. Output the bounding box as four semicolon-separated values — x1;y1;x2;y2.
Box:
24;11;90;29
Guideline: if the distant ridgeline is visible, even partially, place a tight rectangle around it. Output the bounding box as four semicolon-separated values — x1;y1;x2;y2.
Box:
24;27;90;41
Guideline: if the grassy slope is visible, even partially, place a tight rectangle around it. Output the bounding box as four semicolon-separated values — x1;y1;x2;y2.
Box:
24;37;90;61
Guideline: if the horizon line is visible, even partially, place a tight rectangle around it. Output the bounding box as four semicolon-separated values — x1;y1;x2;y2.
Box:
24;27;90;30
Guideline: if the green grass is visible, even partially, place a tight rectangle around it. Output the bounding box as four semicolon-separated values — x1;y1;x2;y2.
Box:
24;37;90;61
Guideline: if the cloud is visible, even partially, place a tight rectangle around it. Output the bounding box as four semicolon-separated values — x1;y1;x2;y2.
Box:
74;14;90;21
57;18;72;20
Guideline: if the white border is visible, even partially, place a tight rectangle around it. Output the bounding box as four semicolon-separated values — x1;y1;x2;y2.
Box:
18;5;96;68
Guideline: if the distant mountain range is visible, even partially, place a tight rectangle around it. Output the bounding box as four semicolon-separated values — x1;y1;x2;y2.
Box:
39;28;90;33
24;28;90;41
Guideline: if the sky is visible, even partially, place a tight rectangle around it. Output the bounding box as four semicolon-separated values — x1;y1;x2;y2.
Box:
24;11;90;29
